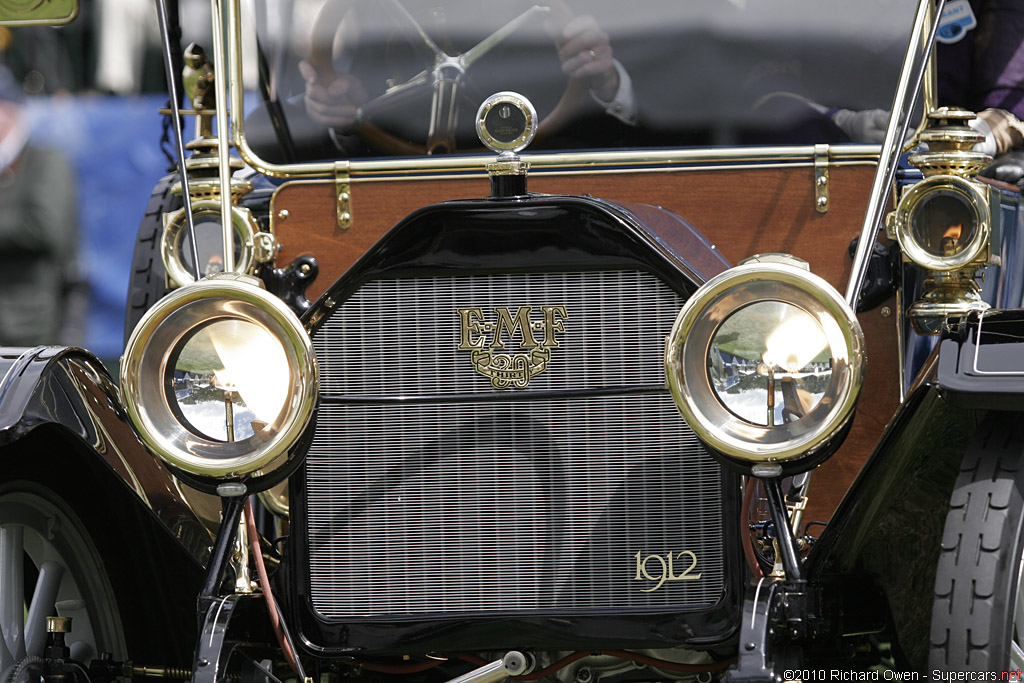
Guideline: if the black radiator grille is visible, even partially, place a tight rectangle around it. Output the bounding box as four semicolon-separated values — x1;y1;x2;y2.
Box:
313;271;677;395
305;270;726;619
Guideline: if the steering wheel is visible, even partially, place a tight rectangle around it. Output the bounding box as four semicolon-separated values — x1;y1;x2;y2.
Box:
308;0;590;155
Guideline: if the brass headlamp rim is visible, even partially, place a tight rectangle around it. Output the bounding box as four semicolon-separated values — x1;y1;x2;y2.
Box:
665;261;865;470
120;274;318;480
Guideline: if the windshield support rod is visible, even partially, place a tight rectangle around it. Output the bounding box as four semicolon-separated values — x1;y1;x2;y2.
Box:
845;0;945;309
211;0;235;274
154;0;202;282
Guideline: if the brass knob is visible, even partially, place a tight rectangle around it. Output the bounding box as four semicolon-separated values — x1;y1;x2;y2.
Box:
47;616;72;633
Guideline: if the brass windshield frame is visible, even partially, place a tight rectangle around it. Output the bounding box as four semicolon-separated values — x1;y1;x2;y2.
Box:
220;0;915;182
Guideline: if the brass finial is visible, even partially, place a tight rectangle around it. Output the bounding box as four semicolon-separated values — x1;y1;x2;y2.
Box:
908;107;991;177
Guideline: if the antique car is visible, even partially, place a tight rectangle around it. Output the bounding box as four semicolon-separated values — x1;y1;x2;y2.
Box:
2;0;1024;680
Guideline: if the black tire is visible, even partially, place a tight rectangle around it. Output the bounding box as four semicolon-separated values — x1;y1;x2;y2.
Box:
123;173;180;348
929;412;1024;671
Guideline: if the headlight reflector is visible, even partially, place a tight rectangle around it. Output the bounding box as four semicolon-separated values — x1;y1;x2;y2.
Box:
666;258;865;474
169;319;292;442
710;300;833;427
121;274;317;487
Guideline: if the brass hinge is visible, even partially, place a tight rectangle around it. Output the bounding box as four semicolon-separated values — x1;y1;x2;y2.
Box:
335;162;352;230
814;144;830;214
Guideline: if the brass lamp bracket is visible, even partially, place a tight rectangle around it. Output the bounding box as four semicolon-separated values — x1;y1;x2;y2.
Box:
335;162;352;230
814;144;830;214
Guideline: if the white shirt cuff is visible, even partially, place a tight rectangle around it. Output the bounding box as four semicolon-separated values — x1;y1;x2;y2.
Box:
591;59;637;126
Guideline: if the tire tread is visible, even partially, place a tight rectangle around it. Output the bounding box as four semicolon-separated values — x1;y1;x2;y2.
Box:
929;413;1024;671
123;174;179;346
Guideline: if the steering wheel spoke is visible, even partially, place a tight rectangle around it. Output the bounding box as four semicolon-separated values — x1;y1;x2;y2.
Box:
462;5;551;69
379;0;446;63
358;69;432;121
309;0;586;154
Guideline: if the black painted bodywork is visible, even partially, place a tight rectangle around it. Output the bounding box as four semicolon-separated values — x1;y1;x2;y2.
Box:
0;346;210;669
304;194;725;311
807;379;978;670
804;307;1024;670
937;309;1024;410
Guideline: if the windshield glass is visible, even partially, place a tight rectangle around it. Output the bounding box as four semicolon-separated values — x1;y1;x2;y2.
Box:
236;0;919;163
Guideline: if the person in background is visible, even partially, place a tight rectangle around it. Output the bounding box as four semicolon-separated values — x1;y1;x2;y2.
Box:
0;66;85;346
936;0;1024;182
297;1;636;155
821;0;1023;175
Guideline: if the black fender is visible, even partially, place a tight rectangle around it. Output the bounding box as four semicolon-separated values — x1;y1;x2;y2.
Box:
805;310;1024;670
0;345;215;667
935;309;1024;410
805;381;975;670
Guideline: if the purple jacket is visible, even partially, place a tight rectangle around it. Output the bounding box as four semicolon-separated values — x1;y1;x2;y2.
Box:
937;0;1024;119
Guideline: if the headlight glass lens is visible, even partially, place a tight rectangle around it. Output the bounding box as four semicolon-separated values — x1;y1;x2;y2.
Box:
710;301;831;427
910;190;978;259
894;175;990;271
169;319;291;442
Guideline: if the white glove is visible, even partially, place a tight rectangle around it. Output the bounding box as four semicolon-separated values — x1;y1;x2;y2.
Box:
829;108;889;143
971;109;1024;156
969;116;998;156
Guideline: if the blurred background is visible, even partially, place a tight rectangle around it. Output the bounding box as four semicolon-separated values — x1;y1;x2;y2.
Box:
1;0;213;369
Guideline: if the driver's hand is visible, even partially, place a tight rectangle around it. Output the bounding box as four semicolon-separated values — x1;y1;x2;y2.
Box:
299;60;369;130
550;15;619;103
829;108;889;144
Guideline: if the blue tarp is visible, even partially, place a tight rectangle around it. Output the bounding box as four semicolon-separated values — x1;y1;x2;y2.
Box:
24;94;170;362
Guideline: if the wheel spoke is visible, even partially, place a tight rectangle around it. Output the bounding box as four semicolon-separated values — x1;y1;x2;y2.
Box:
69;640;94;663
0;526;25;667
0;489;125;668
25;561;64;657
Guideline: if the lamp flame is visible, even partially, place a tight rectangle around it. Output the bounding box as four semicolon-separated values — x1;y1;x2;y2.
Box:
941;223;963;256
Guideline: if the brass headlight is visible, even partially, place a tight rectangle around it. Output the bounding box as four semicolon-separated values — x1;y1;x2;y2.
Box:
120;274;317;491
161;201;260;288
665;257;865;475
890;174;992;272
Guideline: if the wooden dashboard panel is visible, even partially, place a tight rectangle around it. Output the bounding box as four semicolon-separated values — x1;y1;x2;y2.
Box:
271;165;899;522
272;166;878;298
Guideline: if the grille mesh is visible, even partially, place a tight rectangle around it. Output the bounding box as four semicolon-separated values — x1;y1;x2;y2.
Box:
314;271;680;395
306;270;726;619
